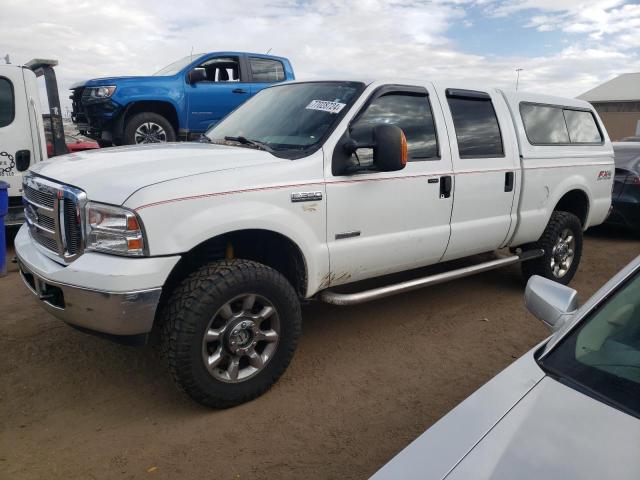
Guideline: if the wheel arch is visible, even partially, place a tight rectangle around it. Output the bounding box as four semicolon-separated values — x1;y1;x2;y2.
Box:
153;228;308;331
552;188;590;227
116;100;180;142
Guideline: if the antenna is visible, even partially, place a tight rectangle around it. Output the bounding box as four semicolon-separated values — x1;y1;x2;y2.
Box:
515;68;524;91
265;48;272;55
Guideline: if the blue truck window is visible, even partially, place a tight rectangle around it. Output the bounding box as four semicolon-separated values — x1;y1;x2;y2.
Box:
200;57;240;82
250;58;284;82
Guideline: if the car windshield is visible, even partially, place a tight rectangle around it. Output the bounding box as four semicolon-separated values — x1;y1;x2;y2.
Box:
205;81;365;159
153;55;201;76
540;266;640;418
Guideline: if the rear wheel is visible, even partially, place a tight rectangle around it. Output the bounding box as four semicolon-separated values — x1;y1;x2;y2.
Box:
160;259;301;408
124;112;176;145
522;211;583;285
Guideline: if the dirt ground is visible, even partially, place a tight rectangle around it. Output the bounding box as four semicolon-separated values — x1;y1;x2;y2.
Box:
1;227;638;480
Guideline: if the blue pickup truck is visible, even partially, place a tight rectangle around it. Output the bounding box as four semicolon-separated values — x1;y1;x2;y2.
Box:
70;52;295;146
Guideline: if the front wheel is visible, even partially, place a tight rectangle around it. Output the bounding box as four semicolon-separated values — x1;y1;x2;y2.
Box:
160;259;302;408
521;211;583;285
123;112;176;145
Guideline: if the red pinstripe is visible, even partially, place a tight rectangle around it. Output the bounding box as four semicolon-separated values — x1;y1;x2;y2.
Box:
134;161;613;211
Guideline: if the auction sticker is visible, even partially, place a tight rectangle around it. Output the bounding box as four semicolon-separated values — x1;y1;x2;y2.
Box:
306;99;346;114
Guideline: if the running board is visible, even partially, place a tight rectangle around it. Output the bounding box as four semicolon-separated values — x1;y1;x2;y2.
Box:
319;249;544;306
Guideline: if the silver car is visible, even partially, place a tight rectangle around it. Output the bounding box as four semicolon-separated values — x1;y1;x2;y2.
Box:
372;255;640;480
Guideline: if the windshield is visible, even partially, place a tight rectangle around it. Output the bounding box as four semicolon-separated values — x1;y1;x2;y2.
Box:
540;267;640;418
153;55;201;76
205;81;365;158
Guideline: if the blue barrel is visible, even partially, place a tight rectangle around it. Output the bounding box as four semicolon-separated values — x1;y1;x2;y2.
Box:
0;180;8;277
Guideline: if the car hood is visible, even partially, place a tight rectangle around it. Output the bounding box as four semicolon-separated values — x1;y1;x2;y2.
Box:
70;76;163;89
372;351;640;480
445;377;640;479
30;143;287;205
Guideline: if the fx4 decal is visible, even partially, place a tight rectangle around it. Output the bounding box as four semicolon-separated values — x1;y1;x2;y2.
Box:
597;170;612;181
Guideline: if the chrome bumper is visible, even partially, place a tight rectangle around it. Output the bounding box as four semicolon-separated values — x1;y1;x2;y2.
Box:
17;256;162;336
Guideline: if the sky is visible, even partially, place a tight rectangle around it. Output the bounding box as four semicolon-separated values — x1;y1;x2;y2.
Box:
1;0;639;114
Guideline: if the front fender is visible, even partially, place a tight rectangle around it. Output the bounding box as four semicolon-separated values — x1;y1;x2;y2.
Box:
128;179;328;297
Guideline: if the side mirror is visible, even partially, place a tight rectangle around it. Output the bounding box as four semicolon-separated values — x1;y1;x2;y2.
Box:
342;124;408;173
187;67;207;84
525;275;579;332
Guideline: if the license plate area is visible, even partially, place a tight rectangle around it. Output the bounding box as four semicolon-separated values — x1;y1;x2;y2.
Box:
19;265;66;309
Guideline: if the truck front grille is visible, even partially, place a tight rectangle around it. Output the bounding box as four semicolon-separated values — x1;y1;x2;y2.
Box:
24;184;55;209
23;173;86;263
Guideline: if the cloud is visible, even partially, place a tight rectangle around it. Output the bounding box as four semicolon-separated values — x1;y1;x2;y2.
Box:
0;0;638;115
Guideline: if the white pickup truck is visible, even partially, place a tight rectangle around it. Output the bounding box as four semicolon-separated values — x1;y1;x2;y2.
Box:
15;79;614;407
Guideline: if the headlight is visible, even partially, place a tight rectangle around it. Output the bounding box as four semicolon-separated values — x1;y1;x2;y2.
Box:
89;86;116;99
85;202;146;256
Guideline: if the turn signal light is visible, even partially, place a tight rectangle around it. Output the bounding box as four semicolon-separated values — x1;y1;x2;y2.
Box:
400;131;408;166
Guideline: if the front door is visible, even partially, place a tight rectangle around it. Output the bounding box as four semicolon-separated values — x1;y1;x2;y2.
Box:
437;87;520;261
325;84;454;286
186;55;251;133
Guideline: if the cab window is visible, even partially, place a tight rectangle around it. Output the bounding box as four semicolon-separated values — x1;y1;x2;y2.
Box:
350;92;439;165
199;57;240;82
446;89;504;158
0;77;14;127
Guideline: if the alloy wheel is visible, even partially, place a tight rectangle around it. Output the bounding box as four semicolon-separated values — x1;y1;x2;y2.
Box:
134;122;167;143
201;294;280;383
550;228;576;278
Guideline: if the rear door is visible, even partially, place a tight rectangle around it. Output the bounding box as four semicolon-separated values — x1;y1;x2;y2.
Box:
247;56;287;96
0;67;36;200
436;87;520;261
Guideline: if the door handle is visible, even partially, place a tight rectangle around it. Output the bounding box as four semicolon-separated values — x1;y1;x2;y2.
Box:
232;88;248;94
504;172;514;192
440;176;452;199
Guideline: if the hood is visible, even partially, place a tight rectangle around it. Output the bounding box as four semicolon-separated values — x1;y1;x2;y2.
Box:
446;377;640;479
71;76;162;89
30;143;287;205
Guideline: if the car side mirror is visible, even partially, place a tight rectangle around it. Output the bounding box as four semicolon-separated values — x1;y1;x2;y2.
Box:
187;67;207;84
525;275;579;332
341;124;408;173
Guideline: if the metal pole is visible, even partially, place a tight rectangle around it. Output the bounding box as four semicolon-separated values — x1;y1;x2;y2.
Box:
515;68;523;91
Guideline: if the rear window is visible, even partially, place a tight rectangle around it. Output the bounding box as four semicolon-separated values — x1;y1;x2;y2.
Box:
0;77;14;128
520;103;602;145
519;104;569;144
250;57;285;82
564;109;602;143
446;90;504;158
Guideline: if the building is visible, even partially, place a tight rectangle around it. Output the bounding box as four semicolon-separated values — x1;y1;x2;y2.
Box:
577;72;640;141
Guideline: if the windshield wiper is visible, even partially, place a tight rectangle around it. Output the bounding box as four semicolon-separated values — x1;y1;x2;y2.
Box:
223;136;276;154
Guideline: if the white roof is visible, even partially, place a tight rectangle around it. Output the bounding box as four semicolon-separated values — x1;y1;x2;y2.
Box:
578;73;640;102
